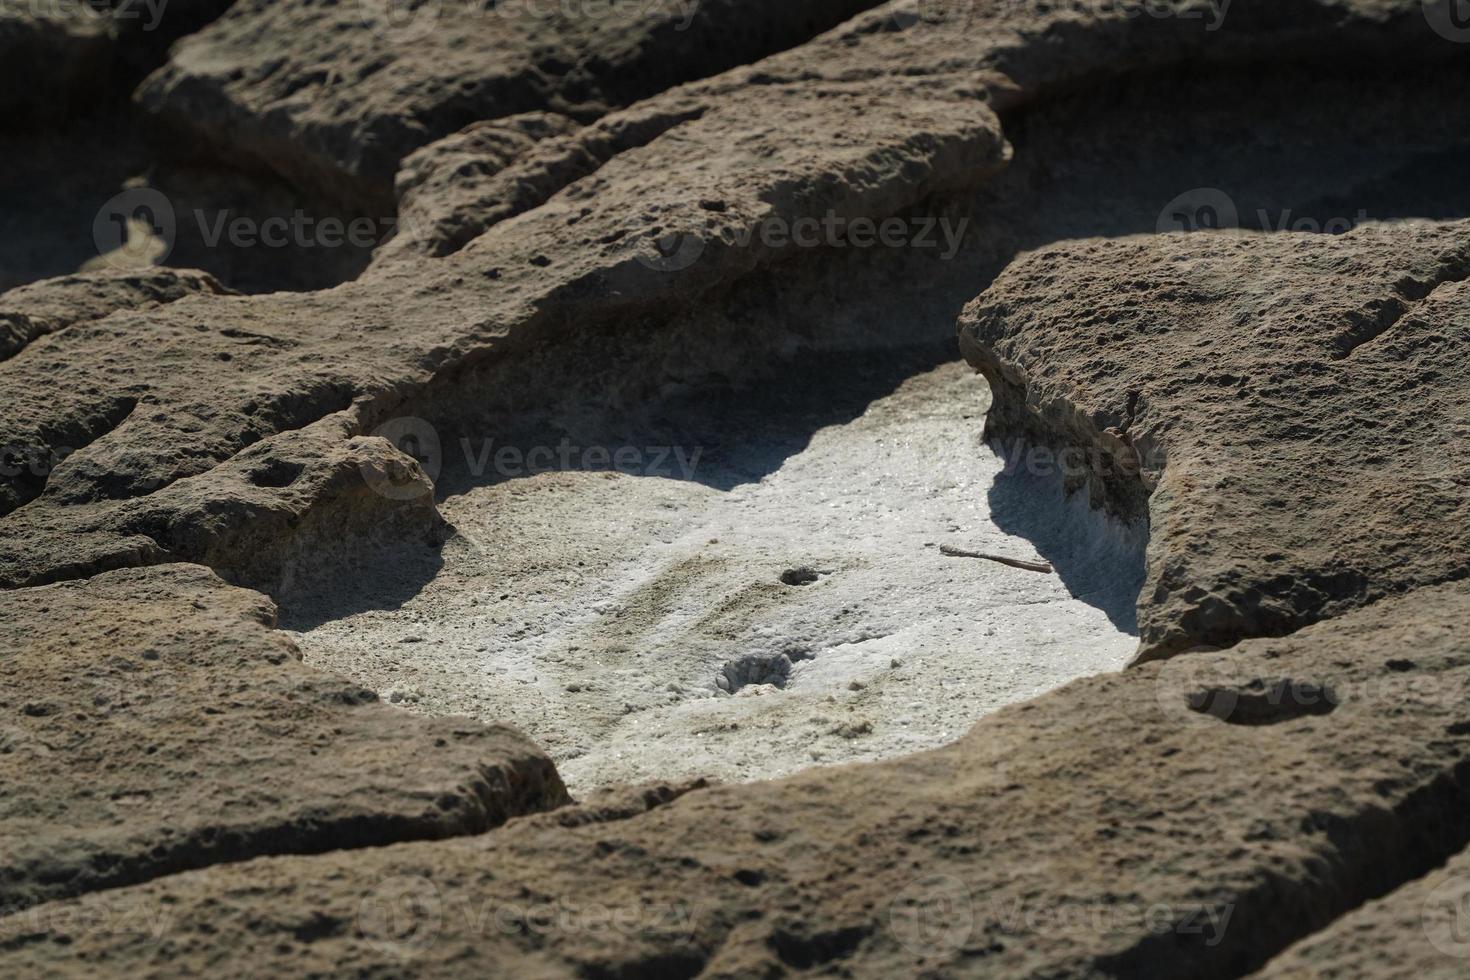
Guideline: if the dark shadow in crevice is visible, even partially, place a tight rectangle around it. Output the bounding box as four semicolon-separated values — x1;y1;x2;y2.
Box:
983;455;1145;635
274;537;448;633
431;342;958;499
972;59;1470;637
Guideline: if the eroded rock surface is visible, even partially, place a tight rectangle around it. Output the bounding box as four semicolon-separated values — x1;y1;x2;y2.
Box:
299;361;1144;792
4;0;1470;975
0;62;1008;589
5;578;1469;975
1258;847;1470;978
0;562;567;910
0;267;230;362
961;222;1470;661
135;0;890;209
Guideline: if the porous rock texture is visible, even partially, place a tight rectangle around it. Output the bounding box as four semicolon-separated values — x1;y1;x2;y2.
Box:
134;0;891;211
959;223;1470;662
0;562;567;910
0;267;230;361
6;580;1470;976
4;0;1470;976
0;64;1010;589
1257;846;1470;978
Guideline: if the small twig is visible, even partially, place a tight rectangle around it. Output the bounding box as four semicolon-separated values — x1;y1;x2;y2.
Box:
939;545;1054;574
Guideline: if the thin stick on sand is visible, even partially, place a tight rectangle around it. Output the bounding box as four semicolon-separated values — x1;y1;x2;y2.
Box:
939;544;1054;574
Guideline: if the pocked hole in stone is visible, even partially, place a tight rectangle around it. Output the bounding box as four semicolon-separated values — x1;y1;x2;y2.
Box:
1187;678;1339;726
779;567;821;587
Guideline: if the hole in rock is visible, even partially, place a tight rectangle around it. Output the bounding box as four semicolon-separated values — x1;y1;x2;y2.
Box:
247;459;305;489
779;567;820;587
1188;678;1339;726
293;346;1147;793
717;649;814;693
281;58;1470;795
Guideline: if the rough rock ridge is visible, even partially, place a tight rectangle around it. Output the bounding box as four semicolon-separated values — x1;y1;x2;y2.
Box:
134;0;891;211
2;0;1470;976
0;563;567;910
5;579;1470;976
959;222;1470;661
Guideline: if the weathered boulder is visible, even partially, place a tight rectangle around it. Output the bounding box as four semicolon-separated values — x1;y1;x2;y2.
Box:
133;0;889;210
0;65;1009;589
0;562;568;910
960;222;1470;662
0;267;229;362
1257;847;1470;978
3;577;1468;975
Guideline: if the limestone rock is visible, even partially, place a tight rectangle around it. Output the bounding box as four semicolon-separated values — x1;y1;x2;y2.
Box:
1257;848;1470;978
134;0;888;210
0;562;568;910
0;267;230;362
960;222;1470;661
0;69;1008;590
4;578;1468;975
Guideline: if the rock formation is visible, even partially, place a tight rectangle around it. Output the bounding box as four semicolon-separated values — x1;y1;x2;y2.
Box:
2;0;1469;975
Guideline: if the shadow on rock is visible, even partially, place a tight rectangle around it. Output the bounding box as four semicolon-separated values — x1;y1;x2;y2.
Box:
984;459;1146;636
